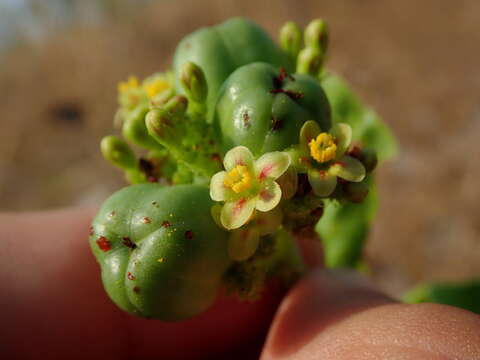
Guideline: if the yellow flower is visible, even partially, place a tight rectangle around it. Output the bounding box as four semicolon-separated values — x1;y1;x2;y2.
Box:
224;165;253;193
117;75;139;94
309;133;337;163
143;77;170;98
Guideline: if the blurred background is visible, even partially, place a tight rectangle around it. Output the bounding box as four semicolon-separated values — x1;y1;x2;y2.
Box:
0;0;479;297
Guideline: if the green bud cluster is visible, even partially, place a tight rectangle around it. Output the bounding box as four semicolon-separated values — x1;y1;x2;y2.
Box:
92;17;397;321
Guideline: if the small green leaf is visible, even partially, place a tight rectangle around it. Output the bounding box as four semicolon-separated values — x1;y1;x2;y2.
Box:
317;176;377;268
404;280;480;314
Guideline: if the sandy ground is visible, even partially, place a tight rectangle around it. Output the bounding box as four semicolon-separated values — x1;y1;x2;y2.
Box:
1;0;479;295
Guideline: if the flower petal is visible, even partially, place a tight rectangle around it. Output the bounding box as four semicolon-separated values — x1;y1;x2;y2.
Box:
228;228;260;261
331;123;352;157
221;198;256;230
209;171;233;201
254;207;283;236
329;155;366;182
276;167;298;199
255;151;291;181
210;204;223;228
308;169;337;197
256;179;282;212
223;146;254;171
299;120;321;153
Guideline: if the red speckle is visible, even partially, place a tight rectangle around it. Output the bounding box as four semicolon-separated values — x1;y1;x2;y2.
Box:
147;176;158;183
271;116;283;131
242;111;250;127
122;237;136;249
233;198;247;216
142;217;151;224
259;164;274;180
127;272;135;281
184;230;194;240
260;190;274;201
96;236;111;252
211;153;222;163
162;221;171;228
133;286;140;294
300;157;311;165
334;161;346;168
89;226;94;236
319;170;327;178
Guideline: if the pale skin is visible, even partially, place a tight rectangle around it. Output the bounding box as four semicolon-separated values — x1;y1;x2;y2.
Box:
1;209;480;359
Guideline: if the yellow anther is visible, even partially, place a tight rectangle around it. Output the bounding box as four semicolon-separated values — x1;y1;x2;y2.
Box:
224;165;253;193
118;75;139;94
143;78;170;98
309;133;337;163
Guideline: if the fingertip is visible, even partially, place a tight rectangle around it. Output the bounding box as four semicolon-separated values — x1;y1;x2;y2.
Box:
261;269;480;360
261;268;394;359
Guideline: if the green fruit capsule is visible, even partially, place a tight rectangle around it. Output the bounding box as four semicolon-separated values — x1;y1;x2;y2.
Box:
89;184;231;321
173;17;292;119
214;62;331;156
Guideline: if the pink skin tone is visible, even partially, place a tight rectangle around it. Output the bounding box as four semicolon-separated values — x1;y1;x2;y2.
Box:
1;208;480;359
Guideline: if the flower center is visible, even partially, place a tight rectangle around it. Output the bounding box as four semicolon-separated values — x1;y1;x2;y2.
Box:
224;165;253;193
309;133;337;163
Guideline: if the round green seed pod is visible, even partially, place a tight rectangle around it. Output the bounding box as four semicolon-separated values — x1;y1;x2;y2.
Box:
89;184;231;321
214;62;331;156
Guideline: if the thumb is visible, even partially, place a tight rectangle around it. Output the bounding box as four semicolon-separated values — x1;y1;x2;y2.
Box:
261;269;480;360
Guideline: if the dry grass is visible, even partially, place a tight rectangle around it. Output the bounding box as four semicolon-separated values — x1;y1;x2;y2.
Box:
1;0;479;295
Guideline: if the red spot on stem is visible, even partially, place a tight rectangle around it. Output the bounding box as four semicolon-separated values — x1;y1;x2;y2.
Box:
185;230;194;240
142;217;151;224
96;236;111;252
127;272;135;281
162;221;171;228
133;286;140;294
122;237;136;249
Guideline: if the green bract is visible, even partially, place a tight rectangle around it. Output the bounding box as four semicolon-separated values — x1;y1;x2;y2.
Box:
214;62;331;156
173;17;292;118
89;184;231;321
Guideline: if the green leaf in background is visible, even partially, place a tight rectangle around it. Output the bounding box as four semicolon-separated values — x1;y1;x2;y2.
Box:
317;176;377;268
321;73;397;162
317;74;397;268
404;279;480;314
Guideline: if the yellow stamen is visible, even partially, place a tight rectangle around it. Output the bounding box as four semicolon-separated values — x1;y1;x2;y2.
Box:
224;165;253;193
118;75;139;94
143;78;170;98
309;133;337;163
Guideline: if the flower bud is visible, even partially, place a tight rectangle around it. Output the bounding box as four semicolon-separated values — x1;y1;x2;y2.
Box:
279;21;302;61
100;135;136;170
304;18;329;52
296;47;325;76
180;61;208;103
